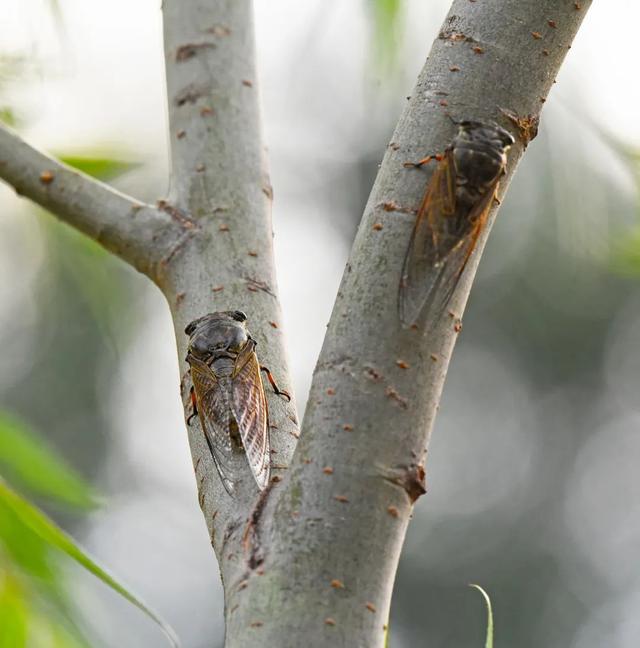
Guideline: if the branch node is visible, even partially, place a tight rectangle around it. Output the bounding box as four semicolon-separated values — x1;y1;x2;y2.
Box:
381;464;427;503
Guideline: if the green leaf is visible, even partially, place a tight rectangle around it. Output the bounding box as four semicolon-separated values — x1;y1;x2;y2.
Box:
0;501;59;590
0;412;97;509
469;583;494;648
0;479;181;648
0;487;92;646
56;154;139;182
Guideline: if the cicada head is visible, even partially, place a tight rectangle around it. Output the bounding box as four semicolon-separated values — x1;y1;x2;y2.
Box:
185;310;249;361
456;120;515;151
451;120;514;192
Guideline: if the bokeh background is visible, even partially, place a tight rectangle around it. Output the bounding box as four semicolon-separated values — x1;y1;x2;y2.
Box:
1;0;640;646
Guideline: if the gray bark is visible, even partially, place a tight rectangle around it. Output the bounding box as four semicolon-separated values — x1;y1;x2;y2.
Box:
0;0;591;646
220;2;591;646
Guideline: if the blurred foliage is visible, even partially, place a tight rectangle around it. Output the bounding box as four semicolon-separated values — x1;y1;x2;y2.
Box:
0;55;26;128
614;225;640;275
0;4;177;648
582;122;640;276
0;107;17;126
2;149;142;468
366;0;404;72
0;412;97;511
57;155;139;184
0;54;26;85
0;415;97;647
0;85;151;644
45;154;140;342
0;415;179;648
469;585;494;648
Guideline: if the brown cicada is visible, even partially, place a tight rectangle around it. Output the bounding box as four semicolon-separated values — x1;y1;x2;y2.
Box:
398;120;515;327
185;311;290;494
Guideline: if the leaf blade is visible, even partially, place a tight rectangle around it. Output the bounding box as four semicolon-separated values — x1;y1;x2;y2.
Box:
0;479;181;648
0;413;97;509
469;583;494;648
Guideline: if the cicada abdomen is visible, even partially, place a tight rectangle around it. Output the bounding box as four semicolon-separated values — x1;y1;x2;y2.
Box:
398;120;515;327
185;310;289;494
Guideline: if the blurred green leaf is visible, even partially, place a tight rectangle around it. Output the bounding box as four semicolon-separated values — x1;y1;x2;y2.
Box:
42;215;139;355
49;622;90;648
469;584;494;648
0;575;29;648
19;608;90;648
41;150;141;343
612;226;640;276
0;479;181;648
0;412;97;509
57;155;139;182
0;492;87;647
367;0;404;72
611;227;640;277
0;504;58;592
579;119;640;277
0;107;17;126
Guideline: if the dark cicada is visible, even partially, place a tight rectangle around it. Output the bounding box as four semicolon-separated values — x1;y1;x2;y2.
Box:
185;311;289;494
398;120;514;327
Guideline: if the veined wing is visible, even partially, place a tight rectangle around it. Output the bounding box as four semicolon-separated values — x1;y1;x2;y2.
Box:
231;340;270;491
398;150;498;327
399;150;456;326
188;354;237;495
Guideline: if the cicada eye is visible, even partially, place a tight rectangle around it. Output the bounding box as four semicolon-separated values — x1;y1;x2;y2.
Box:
232;310;247;322
185;320;199;335
501;129;515;147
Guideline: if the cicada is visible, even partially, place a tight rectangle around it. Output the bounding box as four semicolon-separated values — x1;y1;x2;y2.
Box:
398;120;515;327
185;310;290;494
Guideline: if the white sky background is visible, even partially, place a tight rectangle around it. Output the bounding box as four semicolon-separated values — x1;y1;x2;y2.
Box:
1;1;640;646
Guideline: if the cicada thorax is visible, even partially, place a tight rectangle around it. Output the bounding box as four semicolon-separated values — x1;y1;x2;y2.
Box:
398;120;514;327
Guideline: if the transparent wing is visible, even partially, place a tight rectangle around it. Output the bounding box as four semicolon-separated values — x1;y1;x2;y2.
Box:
399;150;456;326
231;341;270;491
398;151;498;326
189;356;237;495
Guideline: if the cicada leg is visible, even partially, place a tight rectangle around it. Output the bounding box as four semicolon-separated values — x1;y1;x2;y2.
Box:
402;152;444;169
187;386;198;426
260;366;291;402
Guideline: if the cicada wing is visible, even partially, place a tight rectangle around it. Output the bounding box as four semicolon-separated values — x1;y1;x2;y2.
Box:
431;181;498;318
399;149;502;326
231;341;270;491
398;151;457;326
189;356;237;495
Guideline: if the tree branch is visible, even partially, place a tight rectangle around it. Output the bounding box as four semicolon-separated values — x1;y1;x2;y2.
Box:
223;1;592;646
160;0;299;600
0;122;191;278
